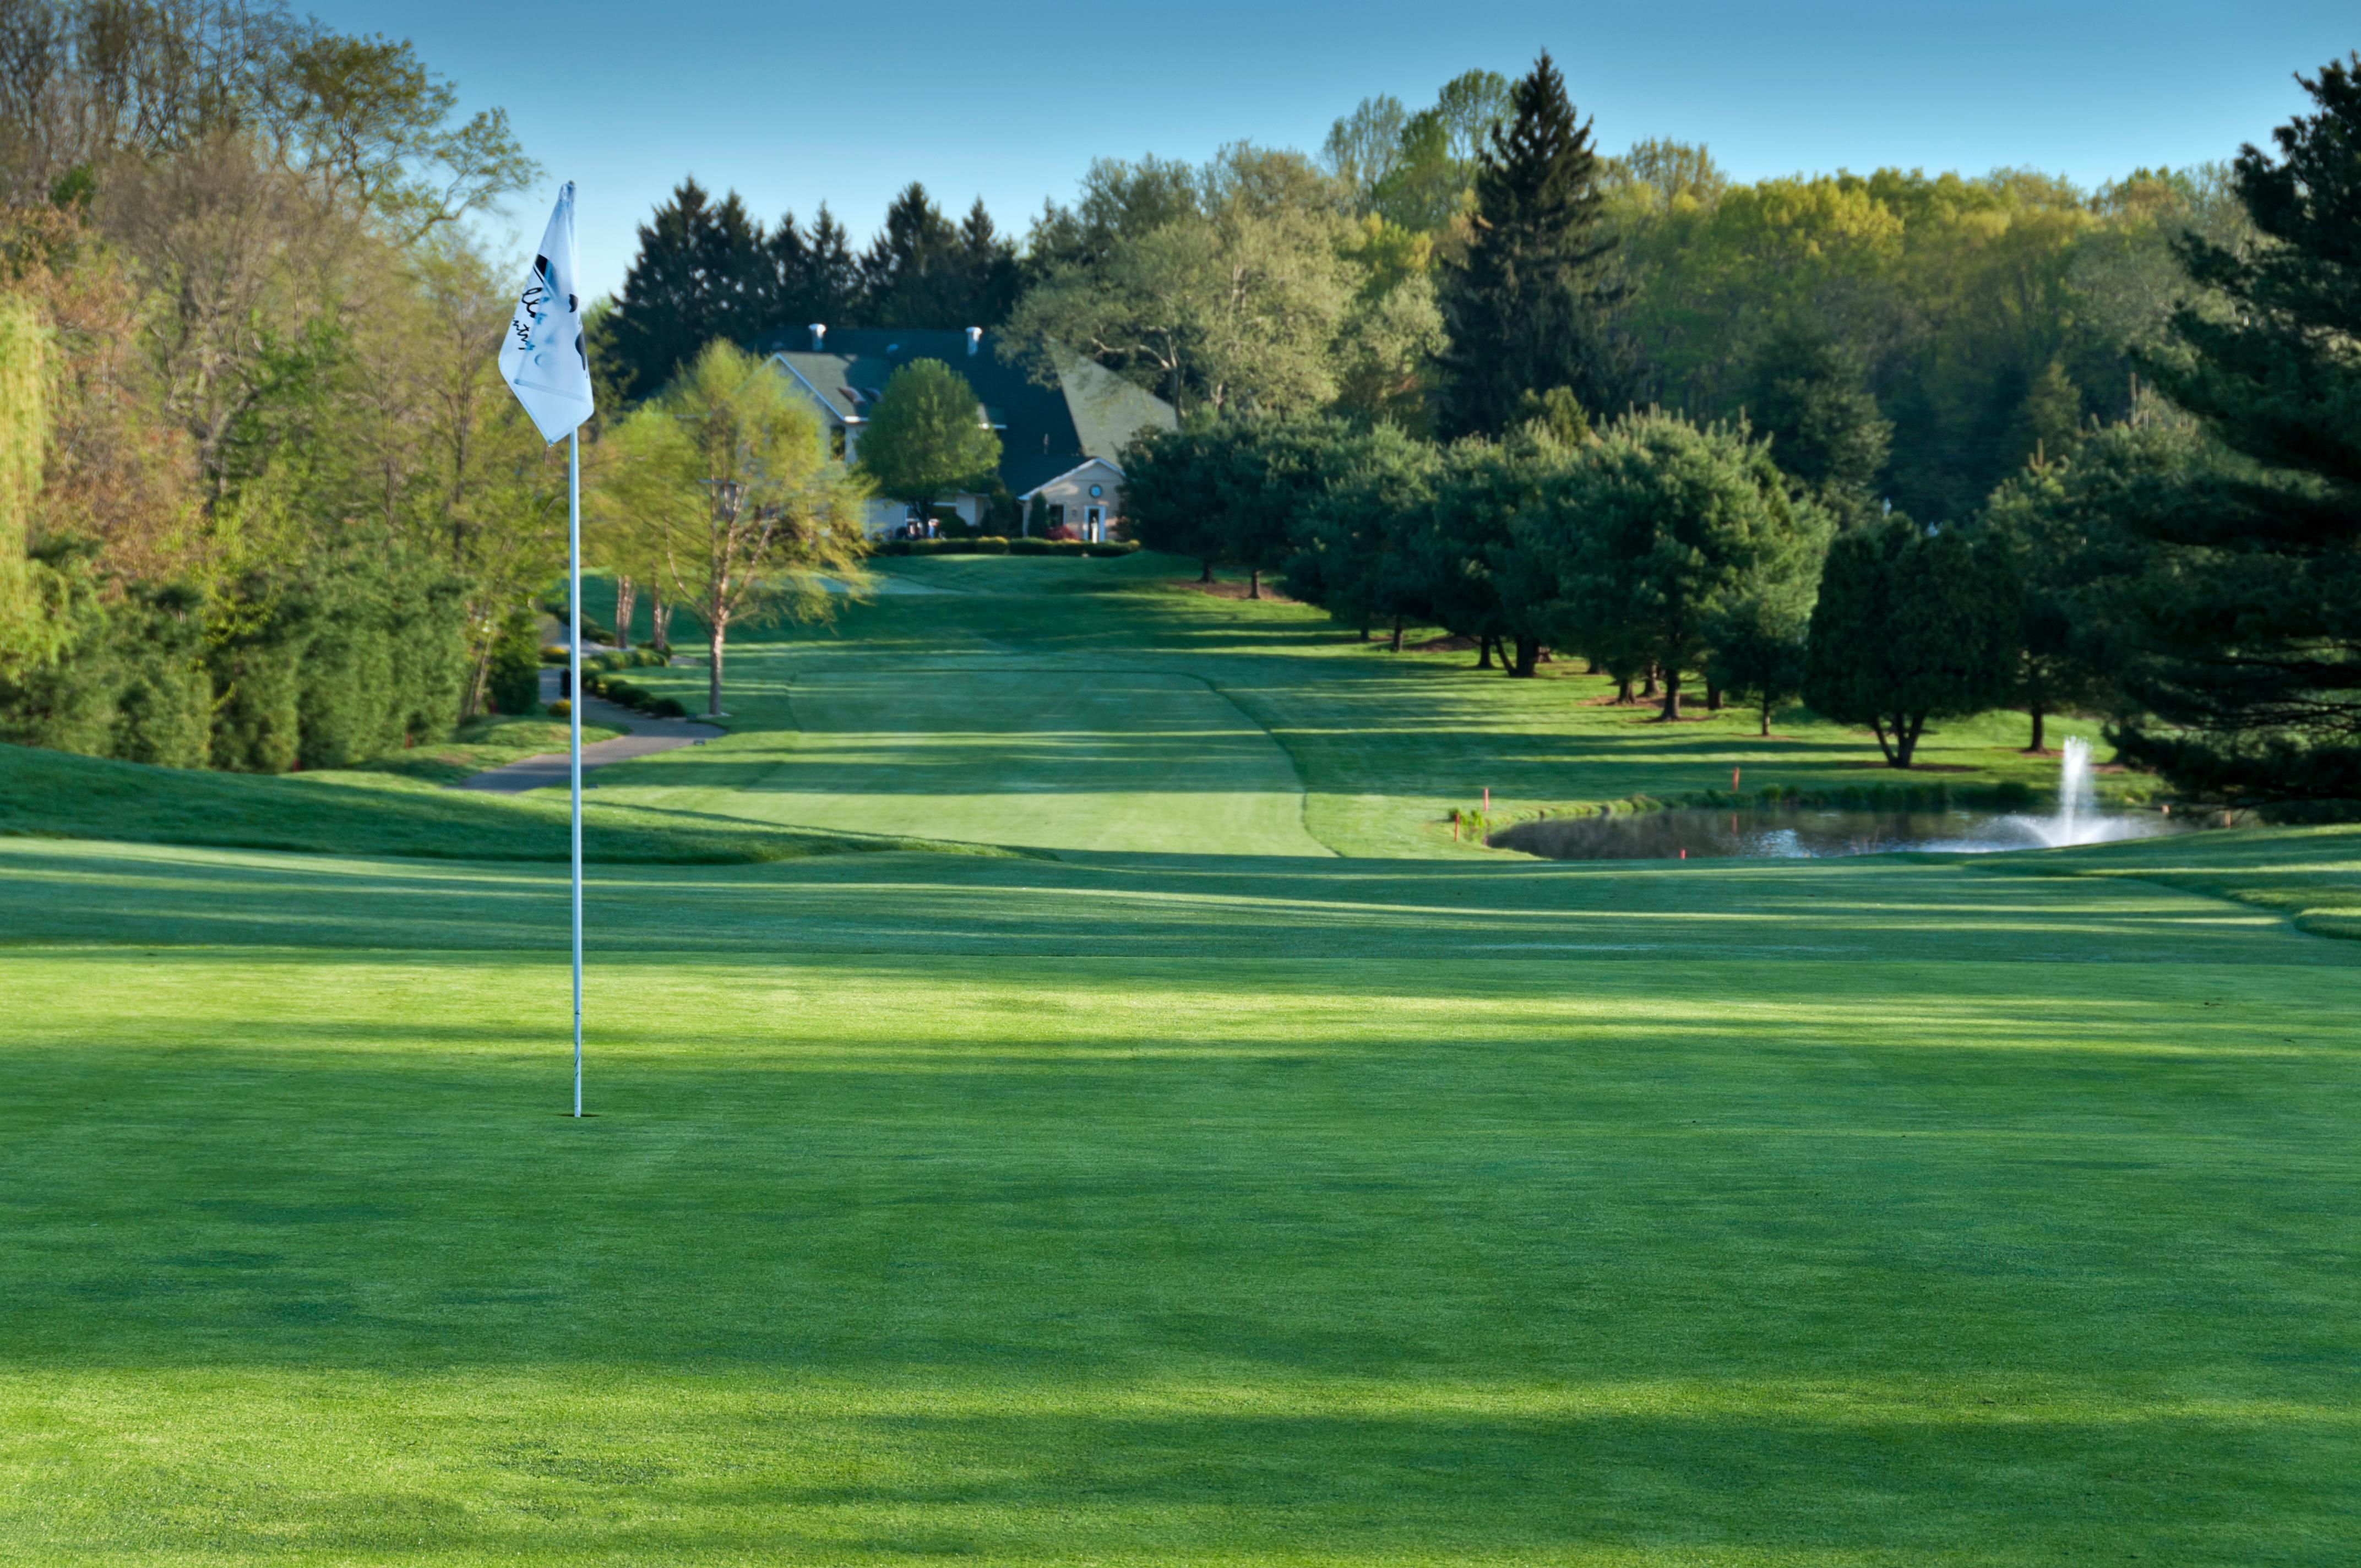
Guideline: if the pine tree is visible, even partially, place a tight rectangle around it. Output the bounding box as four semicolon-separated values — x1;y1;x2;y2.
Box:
611;179;774;399
2110;56;2361;805
1434;52;1630;439
860;184;960;326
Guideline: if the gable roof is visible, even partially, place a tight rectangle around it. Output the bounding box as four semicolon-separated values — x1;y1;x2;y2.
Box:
762;328;1175;497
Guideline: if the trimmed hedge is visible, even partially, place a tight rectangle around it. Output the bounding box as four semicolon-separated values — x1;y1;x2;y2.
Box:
870;537;1139;558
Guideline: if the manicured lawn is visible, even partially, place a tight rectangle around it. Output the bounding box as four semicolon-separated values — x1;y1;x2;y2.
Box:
576;554;2132;858
4;553;2356;1564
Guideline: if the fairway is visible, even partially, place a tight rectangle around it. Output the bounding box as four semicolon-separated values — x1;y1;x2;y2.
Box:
5;557;2358;1565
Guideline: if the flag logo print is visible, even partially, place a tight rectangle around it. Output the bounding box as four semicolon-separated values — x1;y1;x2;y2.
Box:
501;185;595;442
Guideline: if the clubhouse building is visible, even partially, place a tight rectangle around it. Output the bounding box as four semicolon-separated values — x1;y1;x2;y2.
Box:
763;326;1177;540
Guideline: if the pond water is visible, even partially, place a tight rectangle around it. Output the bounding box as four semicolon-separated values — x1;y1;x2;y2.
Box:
1493;736;2200;861
1489;805;2189;861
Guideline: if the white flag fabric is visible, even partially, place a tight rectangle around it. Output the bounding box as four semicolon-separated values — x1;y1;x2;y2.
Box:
501;182;595;444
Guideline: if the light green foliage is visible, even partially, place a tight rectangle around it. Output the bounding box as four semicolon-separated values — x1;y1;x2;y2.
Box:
0;293;59;669
855;357;1002;515
605;340;869;715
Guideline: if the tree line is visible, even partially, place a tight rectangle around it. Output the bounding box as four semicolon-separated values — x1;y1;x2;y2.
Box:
0;0;557;771
1120;54;2361;804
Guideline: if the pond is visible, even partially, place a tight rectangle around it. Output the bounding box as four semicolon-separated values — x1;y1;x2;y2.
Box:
1489;804;2190;861
1490;736;2204;862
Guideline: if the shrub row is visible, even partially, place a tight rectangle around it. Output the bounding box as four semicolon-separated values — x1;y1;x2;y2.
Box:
869;537;1140;558
580;669;690;720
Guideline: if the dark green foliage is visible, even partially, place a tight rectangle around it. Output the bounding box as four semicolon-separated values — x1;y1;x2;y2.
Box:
1525;413;1831;717
292;545;467;770
1704;592;1811;738
608;179;1019;401
861;189;1022;330
1972;425;2168;750
486;608;542;716
107;584;213;768
607;179;776;401
1743;325;1891;529
1805;518;2019;767
1435;52;1630;439
1409;433;1564;674
1283;423;1439;641
208;597;307;774
2106;57;2361;807
1122;423;1228;579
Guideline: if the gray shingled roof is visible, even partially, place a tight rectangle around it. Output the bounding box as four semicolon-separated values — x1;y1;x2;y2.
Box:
763;328;1175;497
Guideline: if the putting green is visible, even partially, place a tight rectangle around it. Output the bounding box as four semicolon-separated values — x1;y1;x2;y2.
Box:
3;554;2356;1565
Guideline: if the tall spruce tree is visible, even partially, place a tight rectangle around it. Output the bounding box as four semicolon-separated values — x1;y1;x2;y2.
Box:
610;178;774;400
1434;52;1629;439
2110;56;2361;805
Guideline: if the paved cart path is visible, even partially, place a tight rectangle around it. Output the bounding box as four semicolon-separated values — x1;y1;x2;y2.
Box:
453;671;723;794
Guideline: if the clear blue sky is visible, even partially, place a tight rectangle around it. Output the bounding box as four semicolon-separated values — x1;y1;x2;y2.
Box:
311;0;2353;300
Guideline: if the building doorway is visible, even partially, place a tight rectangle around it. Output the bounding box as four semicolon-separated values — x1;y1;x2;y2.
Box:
1084;506;1105;543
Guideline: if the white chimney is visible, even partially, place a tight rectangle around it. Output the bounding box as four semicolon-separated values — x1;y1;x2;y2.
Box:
809;323;826;351
965;326;982;356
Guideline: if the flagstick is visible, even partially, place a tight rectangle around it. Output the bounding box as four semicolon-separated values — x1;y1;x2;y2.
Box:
569;427;584;1119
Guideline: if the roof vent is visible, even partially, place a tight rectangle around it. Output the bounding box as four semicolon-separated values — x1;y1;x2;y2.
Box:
808;323;825;351
966;326;982;356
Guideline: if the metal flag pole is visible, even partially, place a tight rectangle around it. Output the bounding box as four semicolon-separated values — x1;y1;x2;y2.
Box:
569;427;584;1118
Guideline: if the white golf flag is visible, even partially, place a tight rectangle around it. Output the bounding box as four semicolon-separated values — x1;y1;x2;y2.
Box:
501;182;594;443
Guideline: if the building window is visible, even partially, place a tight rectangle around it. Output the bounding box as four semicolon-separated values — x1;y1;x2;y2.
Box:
1088;483;1103;498
1048;504;1065;528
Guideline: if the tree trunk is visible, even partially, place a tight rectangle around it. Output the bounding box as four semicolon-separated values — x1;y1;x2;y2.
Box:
1759;694;1772;737
1476;635;1494;669
1706;680;1722;712
707;615;727;716
1658;667;1682;721
651;591;672;655
2025;705;2046;753
1388;614;1403;653
1640;665;1658;699
1508;636;1539;678
1247;568;1261;600
1200;558;1214;584
1358;624;1370;643
1892;716;1924;768
613;574;636;651
1616;678;1633;704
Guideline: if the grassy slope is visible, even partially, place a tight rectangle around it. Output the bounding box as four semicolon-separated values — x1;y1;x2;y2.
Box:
576;554;2136;859
0;742;1011;864
4;553;2358;1564
339;715;627;785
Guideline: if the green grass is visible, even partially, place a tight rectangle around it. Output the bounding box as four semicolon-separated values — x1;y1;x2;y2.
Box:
576;554;2136;858
3;552;2357;1565
340;715;627;785
0;742;1013;864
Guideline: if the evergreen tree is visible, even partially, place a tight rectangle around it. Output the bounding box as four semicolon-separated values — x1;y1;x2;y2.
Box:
2109;56;2361;805
1743;324;1891;529
1434;52;1629;439
768;205;864;334
610;178;774;400
1804;518;2018;767
860;184;960;326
